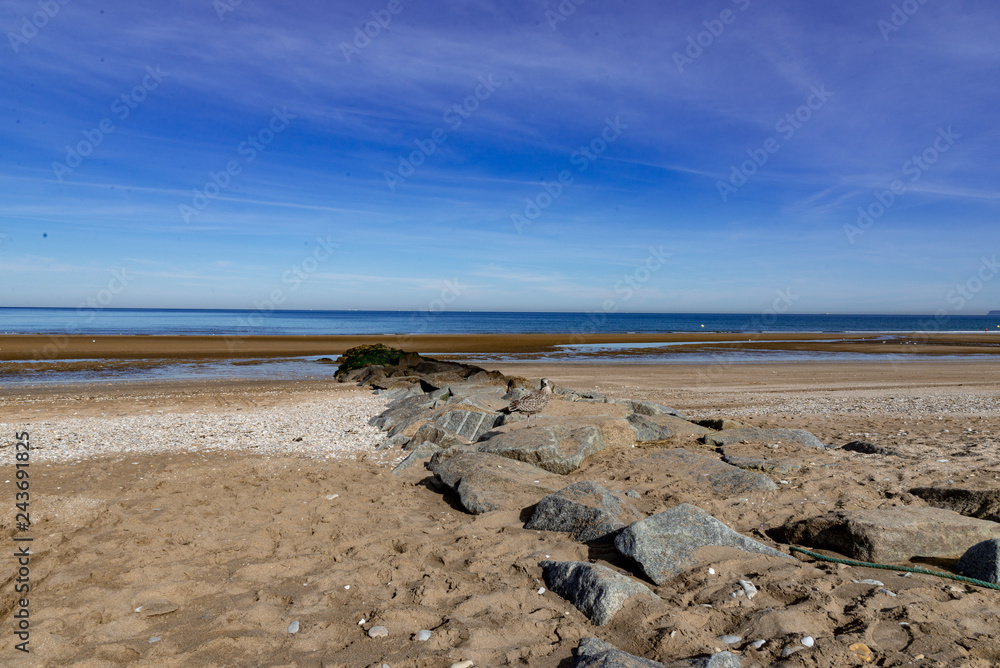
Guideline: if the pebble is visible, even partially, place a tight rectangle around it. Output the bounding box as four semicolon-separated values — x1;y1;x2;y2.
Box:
287;621;299;634
708;567;715;575
537;587;546;595
719;635;741;645
738;579;758;599
749;639;766;650
416;630;432;641
858;579;884;586
367;625;388;638
849;642;875;662
781;645;804;657
450;662;474;668
878;588;897;597
801;636;815;647
149;637;161;643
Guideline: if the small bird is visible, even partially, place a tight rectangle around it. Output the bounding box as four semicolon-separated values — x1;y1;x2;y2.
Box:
504;378;553;427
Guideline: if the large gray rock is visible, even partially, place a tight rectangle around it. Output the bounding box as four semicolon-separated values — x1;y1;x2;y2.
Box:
540;561;660;626
572;637;664;667
428;450;561;514
615;504;789;585
702;428;825;449
392;441;443;474
526;482;643;543
477;425;606;475
573;638;742;668
376;433;411;451
774;507;1000;563
663;653;742;668
409;423;466;449
956;538;1000;583
718;445;803;474
911;486;1000;523
635;449;778;496
369;389;450;431
627;414;674;442
433;408;500;443
615;399;688;419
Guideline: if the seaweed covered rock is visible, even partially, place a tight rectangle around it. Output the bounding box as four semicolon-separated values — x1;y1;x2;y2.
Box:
333;344;413;379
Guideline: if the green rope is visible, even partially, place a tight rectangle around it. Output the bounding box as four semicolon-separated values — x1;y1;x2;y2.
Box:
788;546;1000;591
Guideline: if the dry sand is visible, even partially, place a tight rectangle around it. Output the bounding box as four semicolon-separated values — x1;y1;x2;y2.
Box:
2;361;1000;666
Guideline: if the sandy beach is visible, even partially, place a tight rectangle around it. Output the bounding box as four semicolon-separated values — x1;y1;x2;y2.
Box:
3;355;1000;666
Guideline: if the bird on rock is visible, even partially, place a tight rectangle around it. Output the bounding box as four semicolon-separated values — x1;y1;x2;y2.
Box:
504;378;553;427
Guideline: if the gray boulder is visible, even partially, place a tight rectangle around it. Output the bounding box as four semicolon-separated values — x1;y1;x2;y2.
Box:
842;440;899;456
910;486;1000;523
369;389;450;431
376;433;411;451
540;561;660;626
702;427;826;449
428;450;561;514
615;399;688;419
526;482;643;543
433;408;500;442
615;504;789;585
693;418;744;431
409;423;466;449
392;441;443;474
956;538;1000;583
572;637;664;667
627;414;674;442
719;449;802;475
635;449;778;496
774;507;1000;563
477;425;606;475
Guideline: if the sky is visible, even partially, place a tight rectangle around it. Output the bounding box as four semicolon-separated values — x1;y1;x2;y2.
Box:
1;0;998;314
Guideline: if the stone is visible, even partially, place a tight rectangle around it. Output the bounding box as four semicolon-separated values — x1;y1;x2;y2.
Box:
433;408;501;443
476;425;606;475
539;561;660;626
956;538;1000;583
910;486;1000;523
842;440;898;456
663;653;743;667
554;387;608;403
428;450;561;514
572;637;665;667
369;389;450;431
633;449;778;496
416;629;431;641
702;428;826;449
409;424;466;449
614;503;789;585
773;507;1000;563
526;481;643;543
287;621;299;634
377;433;410;451
694;418;744;431
392;441;444;474
615;399;688;419
719;446;802;475
367;625;388;638
627;413;674;442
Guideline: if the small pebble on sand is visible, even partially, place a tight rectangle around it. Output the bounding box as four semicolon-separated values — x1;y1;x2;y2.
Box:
149;637;161;643
367;625;388;638
449;662;474;668
801;636;815;647
749;639;766;649
719;635;741;644
287;621;299;634
416;629;432;641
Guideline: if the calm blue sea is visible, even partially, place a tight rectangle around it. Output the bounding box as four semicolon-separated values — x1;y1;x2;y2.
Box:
2;307;999;335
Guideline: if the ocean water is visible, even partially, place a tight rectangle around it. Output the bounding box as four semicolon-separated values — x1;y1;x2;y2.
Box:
2;307;999;336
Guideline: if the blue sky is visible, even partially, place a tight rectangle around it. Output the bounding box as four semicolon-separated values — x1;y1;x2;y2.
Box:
1;0;998;314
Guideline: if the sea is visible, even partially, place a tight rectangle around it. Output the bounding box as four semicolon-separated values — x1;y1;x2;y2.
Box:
2;308;999;386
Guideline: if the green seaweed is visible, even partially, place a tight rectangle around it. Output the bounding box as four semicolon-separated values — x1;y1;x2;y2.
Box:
333;344;414;376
